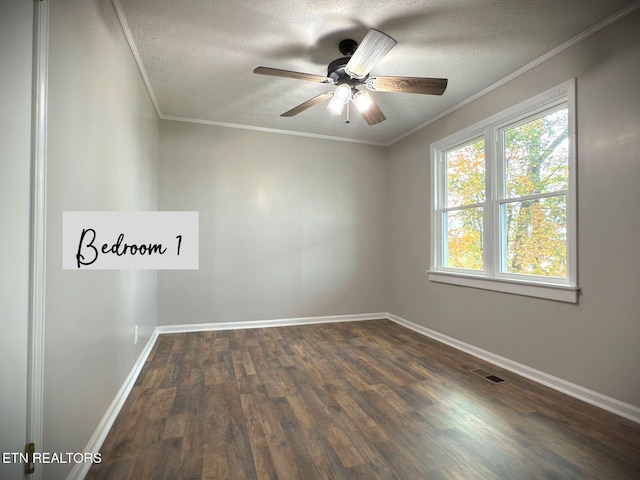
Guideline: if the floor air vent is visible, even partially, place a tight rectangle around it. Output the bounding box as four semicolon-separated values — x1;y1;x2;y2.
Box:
472;369;506;383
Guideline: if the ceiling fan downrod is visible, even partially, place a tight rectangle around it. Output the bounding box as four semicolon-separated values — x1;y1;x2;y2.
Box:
338;39;358;57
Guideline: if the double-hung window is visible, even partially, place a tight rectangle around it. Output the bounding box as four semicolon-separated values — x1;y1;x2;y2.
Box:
430;80;578;302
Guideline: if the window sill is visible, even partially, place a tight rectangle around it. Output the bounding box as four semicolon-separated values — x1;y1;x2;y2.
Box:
428;270;579;303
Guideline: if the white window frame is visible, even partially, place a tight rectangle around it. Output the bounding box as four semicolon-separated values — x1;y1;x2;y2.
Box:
429;79;578;303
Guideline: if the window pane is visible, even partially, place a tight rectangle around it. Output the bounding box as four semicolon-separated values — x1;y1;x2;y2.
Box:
446;139;485;207
444;207;483;270
504;107;568;198
503;195;566;278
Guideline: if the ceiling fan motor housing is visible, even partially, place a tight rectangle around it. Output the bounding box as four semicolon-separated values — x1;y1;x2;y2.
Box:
327;56;367;88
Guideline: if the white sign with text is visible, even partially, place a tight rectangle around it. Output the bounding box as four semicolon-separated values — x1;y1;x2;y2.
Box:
63;211;199;269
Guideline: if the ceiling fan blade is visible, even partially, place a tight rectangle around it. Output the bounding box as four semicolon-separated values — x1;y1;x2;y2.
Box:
254;66;329;83
367;76;448;95
281;92;333;117
345;29;397;79
354;98;386;125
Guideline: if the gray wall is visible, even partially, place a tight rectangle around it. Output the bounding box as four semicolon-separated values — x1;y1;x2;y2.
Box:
44;0;159;478
0;1;33;478
158;122;389;325
388;9;640;408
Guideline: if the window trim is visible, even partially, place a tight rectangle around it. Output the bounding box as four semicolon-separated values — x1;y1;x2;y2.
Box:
429;79;578;303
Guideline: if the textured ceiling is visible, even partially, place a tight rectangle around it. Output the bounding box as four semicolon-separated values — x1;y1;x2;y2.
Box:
115;0;637;145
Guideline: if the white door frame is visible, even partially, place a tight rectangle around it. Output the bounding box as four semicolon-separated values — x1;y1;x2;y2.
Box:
27;0;49;478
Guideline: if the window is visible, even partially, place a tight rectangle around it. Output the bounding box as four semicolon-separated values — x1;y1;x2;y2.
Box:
430;80;578;302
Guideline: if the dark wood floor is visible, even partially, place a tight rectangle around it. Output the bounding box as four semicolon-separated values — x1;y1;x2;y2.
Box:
86;319;640;479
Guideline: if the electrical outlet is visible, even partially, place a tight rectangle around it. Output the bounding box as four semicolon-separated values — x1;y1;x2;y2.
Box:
134;325;139;345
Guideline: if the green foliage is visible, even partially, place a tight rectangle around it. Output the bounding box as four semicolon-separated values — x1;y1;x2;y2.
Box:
446;207;483;270
505;109;569;198
445;139;485;270
503;108;568;277
446;139;485;207
505;196;567;277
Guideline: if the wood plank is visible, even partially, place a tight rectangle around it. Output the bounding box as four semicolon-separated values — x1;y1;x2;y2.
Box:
239;392;278;479
325;425;366;468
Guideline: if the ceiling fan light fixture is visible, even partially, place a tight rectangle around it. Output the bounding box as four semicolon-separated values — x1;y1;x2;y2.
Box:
327;96;345;116
334;84;352;103
352;90;374;112
327;84;352;115
345;29;397;79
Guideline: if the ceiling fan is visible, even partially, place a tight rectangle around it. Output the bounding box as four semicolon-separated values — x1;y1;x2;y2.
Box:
254;29;448;125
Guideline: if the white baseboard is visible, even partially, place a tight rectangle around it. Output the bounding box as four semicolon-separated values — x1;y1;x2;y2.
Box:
386;313;640;424
156;312;387;334
67;330;159;480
